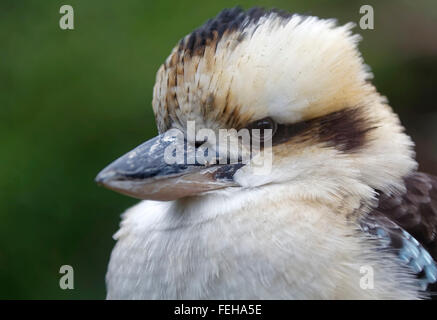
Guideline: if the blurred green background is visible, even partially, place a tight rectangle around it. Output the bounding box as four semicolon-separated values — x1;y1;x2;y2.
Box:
0;0;436;299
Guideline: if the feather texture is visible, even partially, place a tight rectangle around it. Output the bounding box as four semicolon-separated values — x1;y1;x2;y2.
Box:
362;172;437;295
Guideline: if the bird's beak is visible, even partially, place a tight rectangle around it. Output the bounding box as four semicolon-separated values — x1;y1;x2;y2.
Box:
95;131;243;201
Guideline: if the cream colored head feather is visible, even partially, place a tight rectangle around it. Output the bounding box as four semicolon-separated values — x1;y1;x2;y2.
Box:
151;7;416;201
153;8;375;132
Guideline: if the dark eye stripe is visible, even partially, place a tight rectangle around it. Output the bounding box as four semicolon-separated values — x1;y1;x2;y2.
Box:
247;107;376;152
272;121;311;146
246;117;277;141
245;117;310;146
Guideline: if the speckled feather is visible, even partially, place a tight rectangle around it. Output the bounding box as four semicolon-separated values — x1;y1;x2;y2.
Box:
362;172;437;295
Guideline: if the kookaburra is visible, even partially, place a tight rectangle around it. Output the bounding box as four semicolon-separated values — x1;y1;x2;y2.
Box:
96;7;437;299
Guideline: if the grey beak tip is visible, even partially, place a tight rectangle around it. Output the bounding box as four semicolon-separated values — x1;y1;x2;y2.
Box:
95;175;104;186
95;168;117;186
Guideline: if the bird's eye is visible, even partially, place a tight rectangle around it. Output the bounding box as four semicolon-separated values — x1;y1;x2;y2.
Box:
194;140;206;149
246;117;277;142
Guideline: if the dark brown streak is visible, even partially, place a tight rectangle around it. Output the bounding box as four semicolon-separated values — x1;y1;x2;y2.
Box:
316;107;377;152
375;172;437;260
364;172;437;295
271;107;377;152
178;7;292;57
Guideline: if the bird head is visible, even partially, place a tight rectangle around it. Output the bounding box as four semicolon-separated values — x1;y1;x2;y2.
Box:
96;7;416;202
